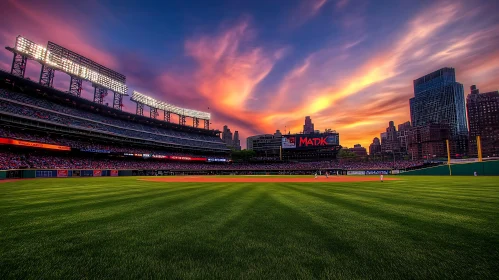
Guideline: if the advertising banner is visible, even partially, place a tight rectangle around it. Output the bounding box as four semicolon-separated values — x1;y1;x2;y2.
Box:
282;136;296;149
110;170;118;177
81;170;94;177
57;170;68;177
365;170;390;175
0;137;70;151
170;156;207;161
347;170;366;175
207;158;227;162
281;133;339;149
80;148;110;153
93;170;102;177
36;170;56;178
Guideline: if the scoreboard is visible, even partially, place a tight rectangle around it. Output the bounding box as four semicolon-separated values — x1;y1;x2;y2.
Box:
282;133;339;150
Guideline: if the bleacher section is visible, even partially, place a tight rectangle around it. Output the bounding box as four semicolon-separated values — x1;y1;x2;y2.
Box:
0;88;228;152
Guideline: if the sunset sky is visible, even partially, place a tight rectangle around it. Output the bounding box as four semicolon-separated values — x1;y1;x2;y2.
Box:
1;0;498;149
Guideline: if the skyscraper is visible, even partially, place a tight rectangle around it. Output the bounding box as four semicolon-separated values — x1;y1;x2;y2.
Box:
410;68;468;137
222;125;233;147
369;137;381;155
233;131;241;151
466;85;499;157
383;121;400;153
397;121;411;153
303;116;314;134
409;67;468;154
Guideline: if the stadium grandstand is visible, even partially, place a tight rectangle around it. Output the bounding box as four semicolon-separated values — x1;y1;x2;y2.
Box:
0;35;431;178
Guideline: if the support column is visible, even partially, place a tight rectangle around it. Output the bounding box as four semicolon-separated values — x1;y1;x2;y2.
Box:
69;76;83;97
164;111;170;122
39;65;55;87
136;103;144;116
11;53;27;78
113;92;123;110
93;86;107;104
150;107;158;119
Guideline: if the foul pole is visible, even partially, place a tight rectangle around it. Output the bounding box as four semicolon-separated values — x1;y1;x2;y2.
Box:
446;139;452;176
477;136;483;162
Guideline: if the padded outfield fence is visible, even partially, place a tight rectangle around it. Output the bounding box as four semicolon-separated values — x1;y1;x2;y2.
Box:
0;169;395;179
399;160;499;176
1;161;497;179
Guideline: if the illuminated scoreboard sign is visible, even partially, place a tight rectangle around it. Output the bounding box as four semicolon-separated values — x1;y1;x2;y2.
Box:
14;36;128;94
282;133;339;149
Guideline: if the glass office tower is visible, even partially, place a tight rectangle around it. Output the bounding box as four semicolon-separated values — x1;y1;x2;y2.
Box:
410;68;468;155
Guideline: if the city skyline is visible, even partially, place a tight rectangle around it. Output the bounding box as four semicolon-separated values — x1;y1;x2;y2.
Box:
1;0;498;149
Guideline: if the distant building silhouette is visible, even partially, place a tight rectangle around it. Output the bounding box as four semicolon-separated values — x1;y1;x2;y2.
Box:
467;85;499;157
349;144;367;157
303;116;315;134
397;121;411;153
233;131;241;151
369;137;381;155
222;125;241;150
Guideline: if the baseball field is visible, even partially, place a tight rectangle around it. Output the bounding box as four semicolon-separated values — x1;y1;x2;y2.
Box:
1;176;498;279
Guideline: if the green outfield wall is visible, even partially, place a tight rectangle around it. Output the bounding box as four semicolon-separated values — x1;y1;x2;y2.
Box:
400;160;499;176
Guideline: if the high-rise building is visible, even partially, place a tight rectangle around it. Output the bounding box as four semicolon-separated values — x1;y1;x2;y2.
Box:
467;85;499;157
369;137;381;155
409;68;468;154
221;125;233;147
381;121;400;153
233;131;241;151
380;132;387;152
397;121;411;153
303;116;315;134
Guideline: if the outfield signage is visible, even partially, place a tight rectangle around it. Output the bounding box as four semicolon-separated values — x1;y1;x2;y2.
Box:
0;137;70;151
282;133;339;149
123;153;207;161
207;158;227;162
365;170;390;175
80;148;110;154
347;171;366;175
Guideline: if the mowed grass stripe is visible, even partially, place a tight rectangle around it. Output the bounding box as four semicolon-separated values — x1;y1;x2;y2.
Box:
280;183;497;279
0;177;498;279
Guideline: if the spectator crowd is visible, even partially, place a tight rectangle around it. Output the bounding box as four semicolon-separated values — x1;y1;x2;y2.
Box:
0;151;425;171
0;89;227;151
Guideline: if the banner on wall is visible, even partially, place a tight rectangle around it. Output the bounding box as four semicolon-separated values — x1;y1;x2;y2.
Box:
365;170;390;175
57;170;68;177
93;170;102;177
110;170;118;177
0;137;70;151
347;170;366;175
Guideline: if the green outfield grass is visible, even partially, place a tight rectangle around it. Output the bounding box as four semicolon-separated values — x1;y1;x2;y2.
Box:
1;176;498;279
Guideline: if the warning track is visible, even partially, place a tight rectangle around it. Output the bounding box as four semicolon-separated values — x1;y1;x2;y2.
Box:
140;176;397;183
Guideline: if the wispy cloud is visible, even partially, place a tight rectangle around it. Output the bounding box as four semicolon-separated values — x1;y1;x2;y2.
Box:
287;0;328;27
